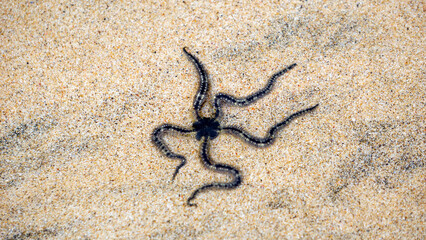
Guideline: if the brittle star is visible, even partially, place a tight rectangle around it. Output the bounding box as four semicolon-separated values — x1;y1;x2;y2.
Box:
152;47;318;206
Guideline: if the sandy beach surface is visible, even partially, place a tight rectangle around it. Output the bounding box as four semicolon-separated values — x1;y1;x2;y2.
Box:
1;0;424;239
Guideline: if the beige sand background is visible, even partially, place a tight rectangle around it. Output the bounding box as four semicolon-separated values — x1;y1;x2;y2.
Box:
1;0;424;239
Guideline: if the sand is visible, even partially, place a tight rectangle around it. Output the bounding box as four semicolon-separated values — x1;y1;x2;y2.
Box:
1;0;424;239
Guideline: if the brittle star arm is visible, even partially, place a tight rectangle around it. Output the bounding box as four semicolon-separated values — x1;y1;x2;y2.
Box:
222;104;319;147
183;47;209;120
187;137;242;207
152;124;196;181
213;63;297;118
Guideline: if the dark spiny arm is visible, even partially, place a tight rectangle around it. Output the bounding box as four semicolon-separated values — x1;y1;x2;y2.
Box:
183;47;209;120
222;104;319;147
213;63;297;118
152;124;195;180
187;137;242;206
